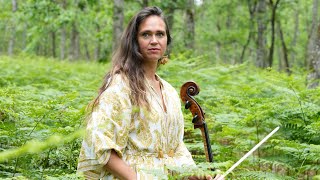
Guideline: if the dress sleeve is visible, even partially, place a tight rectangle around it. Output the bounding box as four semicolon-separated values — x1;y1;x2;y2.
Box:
173;140;196;167
173;98;196;167
77;80;132;179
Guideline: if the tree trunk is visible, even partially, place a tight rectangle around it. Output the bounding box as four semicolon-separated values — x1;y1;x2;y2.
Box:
256;0;268;68
306;0;319;88
95;24;101;61
60;26;66;60
307;0;319;70
268;0;281;67
44;36;48;56
215;22;222;61
8;0;18;56
51;31;56;58
36;44;40;55
112;0;124;53
277;20;291;75
69;0;80;60
240;0;257;63
166;5;175;55
70;22;80;60
141;0;148;7
8;29;15;56
60;0;67;60
166;2;176;31
84;40;91;61
185;0;195;49
291;6;299;66
22;24;27;51
277;40;283;72
307;24;320;88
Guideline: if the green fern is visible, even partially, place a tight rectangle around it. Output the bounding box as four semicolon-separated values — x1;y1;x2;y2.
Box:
1;55;319;179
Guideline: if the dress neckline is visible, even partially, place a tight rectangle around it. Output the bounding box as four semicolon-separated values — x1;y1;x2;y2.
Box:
145;75;167;113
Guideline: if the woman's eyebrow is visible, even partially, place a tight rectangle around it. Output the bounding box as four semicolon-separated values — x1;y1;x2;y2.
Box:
139;29;166;33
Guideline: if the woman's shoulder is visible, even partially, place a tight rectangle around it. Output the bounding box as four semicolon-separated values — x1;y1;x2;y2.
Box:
109;73;129;87
104;73;130;94
96;73;132;108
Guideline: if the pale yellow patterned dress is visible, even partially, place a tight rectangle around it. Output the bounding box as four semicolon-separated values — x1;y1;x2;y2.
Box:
77;73;195;179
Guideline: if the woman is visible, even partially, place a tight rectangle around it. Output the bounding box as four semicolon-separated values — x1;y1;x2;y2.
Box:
77;6;221;180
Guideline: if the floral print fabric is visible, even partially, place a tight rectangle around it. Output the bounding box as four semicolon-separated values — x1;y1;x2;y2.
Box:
77;74;195;179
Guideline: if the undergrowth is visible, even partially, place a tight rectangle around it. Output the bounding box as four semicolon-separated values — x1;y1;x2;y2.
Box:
0;54;319;179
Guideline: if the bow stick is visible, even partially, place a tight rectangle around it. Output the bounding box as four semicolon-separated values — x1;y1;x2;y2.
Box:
180;81;213;162
216;126;280;180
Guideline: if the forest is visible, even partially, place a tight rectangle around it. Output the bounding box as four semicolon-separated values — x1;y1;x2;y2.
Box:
0;0;320;179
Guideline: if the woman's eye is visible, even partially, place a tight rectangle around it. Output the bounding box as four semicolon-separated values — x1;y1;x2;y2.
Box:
156;33;164;37
142;33;150;38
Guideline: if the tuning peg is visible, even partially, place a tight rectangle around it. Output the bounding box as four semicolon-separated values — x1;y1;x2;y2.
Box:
185;100;191;109
192;114;198;123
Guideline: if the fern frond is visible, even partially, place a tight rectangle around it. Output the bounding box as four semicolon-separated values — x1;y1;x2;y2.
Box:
236;171;295;180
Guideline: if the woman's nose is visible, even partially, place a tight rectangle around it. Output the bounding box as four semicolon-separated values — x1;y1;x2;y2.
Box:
150;35;158;44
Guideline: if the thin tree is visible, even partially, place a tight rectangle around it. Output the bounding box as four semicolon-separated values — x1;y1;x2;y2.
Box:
164;0;177;31
70;22;80;60
307;0;320;88
307;25;320;89
8;0;17;56
60;0;67;60
277;20;291;75
291;4;300;66
112;0;124;53
95;23;101;61
140;0;148;7
268;0;281;67
84;39;91;61
185;0;195;49
51;31;57;58
69;0;81;60
256;0;268;68
307;0;319;69
240;0;257;63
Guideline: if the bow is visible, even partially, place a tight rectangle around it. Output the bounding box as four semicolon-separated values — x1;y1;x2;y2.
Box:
180;82;280;179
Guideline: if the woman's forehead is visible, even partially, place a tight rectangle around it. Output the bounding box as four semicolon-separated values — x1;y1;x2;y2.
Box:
138;15;166;32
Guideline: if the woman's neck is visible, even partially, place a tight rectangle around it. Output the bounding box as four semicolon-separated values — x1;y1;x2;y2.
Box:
143;62;158;82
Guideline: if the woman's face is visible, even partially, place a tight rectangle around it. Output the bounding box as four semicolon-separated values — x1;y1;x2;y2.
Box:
137;15;167;64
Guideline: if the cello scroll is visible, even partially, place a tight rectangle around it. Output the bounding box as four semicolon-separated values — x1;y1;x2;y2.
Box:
180;81;213;163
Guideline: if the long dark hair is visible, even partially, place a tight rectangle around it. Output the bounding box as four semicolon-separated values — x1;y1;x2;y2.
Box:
91;6;172;110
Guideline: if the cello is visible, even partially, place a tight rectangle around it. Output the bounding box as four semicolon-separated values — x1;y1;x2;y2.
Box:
180;81;280;179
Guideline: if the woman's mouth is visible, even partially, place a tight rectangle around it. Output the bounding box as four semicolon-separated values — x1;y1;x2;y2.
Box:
148;48;160;53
